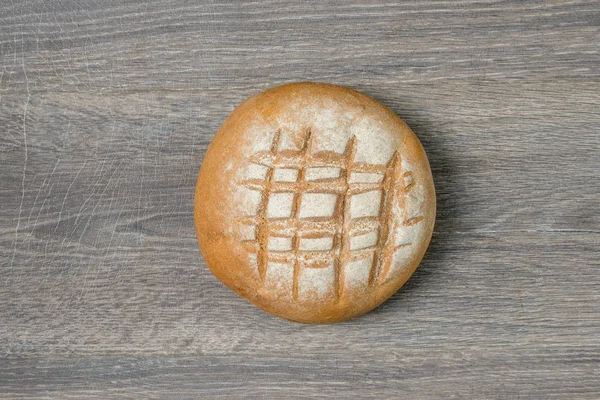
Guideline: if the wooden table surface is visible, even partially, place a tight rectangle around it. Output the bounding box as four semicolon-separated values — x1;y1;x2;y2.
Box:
1;0;599;398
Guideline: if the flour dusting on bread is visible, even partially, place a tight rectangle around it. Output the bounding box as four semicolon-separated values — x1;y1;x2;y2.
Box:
238;127;426;301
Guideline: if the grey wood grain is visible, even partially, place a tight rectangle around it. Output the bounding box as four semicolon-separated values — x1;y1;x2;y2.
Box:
1;0;599;398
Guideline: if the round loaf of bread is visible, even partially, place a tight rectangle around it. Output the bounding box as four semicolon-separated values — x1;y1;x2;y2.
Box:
194;82;435;323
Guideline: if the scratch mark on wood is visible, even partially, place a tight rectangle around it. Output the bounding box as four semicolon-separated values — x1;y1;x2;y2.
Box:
10;32;31;270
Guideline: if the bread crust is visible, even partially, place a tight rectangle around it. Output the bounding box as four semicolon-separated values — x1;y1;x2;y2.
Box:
194;82;435;323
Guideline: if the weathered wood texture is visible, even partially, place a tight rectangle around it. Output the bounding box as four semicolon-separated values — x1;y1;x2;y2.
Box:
1;0;599;398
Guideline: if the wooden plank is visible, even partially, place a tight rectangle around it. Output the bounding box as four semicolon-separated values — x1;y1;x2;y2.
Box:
1;352;599;399
1;0;599;398
1;1;599;94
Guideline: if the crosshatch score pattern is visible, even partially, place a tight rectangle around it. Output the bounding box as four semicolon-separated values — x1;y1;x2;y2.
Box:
240;129;423;301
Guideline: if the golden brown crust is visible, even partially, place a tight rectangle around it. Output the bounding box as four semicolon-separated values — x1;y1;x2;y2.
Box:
194;82;435;323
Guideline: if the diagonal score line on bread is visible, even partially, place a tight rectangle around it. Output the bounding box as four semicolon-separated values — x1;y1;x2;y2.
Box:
240;128;423;302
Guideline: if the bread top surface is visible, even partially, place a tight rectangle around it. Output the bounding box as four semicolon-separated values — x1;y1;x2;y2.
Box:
195;82;435;323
